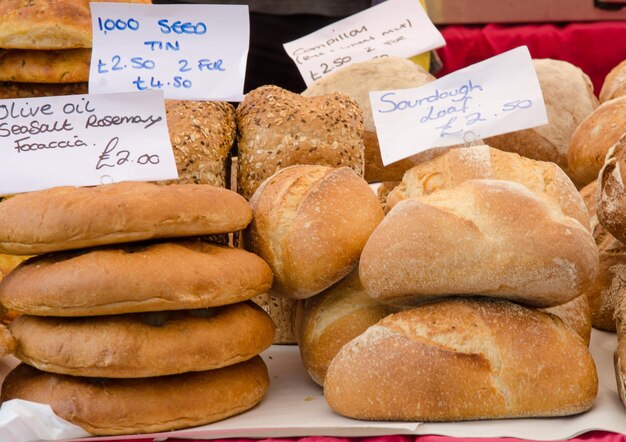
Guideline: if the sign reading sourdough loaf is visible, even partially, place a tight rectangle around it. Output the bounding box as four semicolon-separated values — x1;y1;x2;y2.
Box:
89;3;249;101
0;91;177;195
283;0;445;86
370;46;549;166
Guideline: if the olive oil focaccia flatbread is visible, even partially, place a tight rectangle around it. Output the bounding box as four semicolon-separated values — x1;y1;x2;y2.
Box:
0;81;87;98
0;48;90;83
0;0;152;50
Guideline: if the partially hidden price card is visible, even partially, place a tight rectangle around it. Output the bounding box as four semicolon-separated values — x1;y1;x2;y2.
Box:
89;3;249;101
370;46;549;166
283;0;445;87
0;90;178;196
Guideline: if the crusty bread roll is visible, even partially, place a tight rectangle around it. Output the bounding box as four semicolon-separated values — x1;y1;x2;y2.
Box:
600;59;626;103
0;241;272;316
236;85;364;199
10;301;274;377
0;0;151;50
486;59;598;171
1;356;269;436
0;81;87;98
324;298;598;421
360;180;599;307
295;269;394;386
163;100;235;188
386;145;590;230
568;96;626;187
246;165;383;299
580;179;624;331
541;294;591;345
302;57;437;183
253;290;297;344
0;181;252;255
597;134;626;245
0;48;90;83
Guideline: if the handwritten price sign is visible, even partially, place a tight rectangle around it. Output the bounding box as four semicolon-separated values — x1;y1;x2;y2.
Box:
89;3;249;101
0;91;177;195
370;46;549;166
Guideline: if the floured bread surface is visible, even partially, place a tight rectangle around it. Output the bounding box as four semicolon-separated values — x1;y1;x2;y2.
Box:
324;298;598;421
598;134;626;246
600;59;626;103
1;356;269;436
360;179;599;307
0;241;273;316
0;48;90;83
0;181;252;255
10;301;274;377
0;0;152;49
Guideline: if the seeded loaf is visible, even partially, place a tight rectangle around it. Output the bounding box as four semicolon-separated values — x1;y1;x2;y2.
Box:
253;291;297;344
0;48;90;83
0;81;87;98
600;59;626;103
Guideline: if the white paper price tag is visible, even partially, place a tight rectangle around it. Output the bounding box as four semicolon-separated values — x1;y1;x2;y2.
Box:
283;0;445;87
0;90;177;196
89;3;249;101
370;46;549;166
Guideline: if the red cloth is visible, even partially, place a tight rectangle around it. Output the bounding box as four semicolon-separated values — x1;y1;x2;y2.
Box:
437;22;626;94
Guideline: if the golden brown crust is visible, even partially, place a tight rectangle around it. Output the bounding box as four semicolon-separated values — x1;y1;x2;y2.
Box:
1;356;269;436
541;295;591;346
597;135;626;246
0;81;87;98
0;181;252;255
0;324;15;357
360;180;599;307
0;48;90;83
0;241;273;316
236;85;365;199
245;165;384;299
162;100;235;188
10;301;274;377
600;59;626;103
0;0;151;50
324;298;598;421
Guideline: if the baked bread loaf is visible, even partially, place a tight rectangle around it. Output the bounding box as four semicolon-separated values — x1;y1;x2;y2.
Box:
568;96;626;187
295;269;394;386
614;293;626;407
386;145;590;230
246;165;383;299
541;294;591;345
252;291;298;344
236;85;364;199
0;181;252;255
10;301;274;377
0;324;15;357
324;298;598;421
302;57;437;182
0;0;152;50
580;179;624;331
597;134;626;245
0;81;87;98
486;59;598;171
1;356;269;436
600;59;626;103
360;180;598;307
163;100;235;188
0;241;272;316
0;49;90;83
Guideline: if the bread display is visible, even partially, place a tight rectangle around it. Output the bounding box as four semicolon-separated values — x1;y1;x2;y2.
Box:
486;59;598;171
302;57;439;182
236;85;365;199
324;298;598;421
568;96;626;187
0;181;252;255
600;59;626;103
246;165;383;299
1;357;269;436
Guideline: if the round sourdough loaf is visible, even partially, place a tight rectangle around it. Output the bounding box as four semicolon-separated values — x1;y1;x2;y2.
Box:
360;180;598;307
597;134;626;245
0;241;272;316
0;181;252;255
486;59;598;172
295;269;395;386
600;59;626;103
324;298;598;421
245;165;384;299
10;301;274;378
1;356;269;436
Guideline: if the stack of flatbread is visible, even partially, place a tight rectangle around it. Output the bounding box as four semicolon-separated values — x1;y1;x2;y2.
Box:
0;0;150;99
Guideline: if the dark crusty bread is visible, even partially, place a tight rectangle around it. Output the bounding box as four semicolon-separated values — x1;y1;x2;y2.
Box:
10;301;274;377
0;48;90;83
163;100;235;188
245;165;383;299
236;85;365;199
360;180;598;307
0;181;252;255
600;59;626;103
324;298;598;421
1;356;269;436
0;241;272;316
